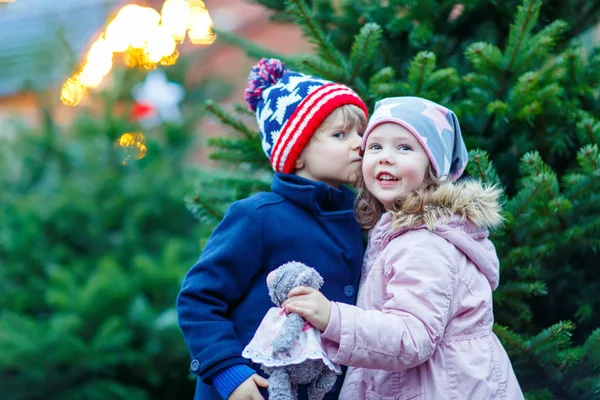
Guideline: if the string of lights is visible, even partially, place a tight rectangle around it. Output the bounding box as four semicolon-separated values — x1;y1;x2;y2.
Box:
60;0;216;107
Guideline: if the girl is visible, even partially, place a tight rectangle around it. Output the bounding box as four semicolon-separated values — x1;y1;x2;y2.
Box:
283;97;525;399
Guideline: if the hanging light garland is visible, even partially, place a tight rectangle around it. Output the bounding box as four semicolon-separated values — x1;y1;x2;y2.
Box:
61;0;216;107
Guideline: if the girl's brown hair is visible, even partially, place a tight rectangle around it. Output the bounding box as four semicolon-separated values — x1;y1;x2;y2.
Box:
355;164;441;230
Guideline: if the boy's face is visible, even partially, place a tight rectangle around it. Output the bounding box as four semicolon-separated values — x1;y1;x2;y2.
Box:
295;109;363;188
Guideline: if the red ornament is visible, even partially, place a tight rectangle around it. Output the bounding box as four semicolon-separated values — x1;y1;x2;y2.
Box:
131;101;156;121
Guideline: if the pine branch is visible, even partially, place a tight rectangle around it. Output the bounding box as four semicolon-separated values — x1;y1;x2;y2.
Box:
507;71;544;120
520;162;569;230
349;23;383;82
294;55;346;81
408;51;436;95
207;137;267;164
494;324;526;356
586;51;600;89
466;149;501;186
575;112;600;147
368;67;396;93
497;321;577;399
577;144;600;174
526;321;575;363
505;0;542;71
232;103;258;118
464;42;504;74
563;173;592;202
493;281;547;305
486;100;509;118
581;328;600;365
286;0;344;68
214;29;284;61
520;20;569;70
184;193;224;225
423;68;460;101
509;183;541;221
204;100;259;141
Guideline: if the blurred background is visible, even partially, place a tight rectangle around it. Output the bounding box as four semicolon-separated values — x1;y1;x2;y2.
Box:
1;0;600;399
0;1;310;398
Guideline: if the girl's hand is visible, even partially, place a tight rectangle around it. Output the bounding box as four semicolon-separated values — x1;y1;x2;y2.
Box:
282;286;332;331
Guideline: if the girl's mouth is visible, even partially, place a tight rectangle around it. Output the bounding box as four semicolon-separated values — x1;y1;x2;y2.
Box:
376;172;399;186
377;172;398;182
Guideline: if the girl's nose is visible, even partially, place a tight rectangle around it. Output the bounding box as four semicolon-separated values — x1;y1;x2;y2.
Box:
378;151;394;165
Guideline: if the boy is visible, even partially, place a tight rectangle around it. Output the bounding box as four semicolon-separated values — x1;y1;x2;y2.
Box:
177;58;368;400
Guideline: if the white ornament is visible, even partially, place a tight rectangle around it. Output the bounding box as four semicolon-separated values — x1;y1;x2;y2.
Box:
132;69;185;126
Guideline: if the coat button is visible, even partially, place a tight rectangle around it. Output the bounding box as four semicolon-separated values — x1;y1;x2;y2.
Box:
190;359;200;372
344;285;355;298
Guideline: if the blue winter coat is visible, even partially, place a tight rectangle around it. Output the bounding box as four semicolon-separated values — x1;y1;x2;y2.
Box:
177;173;365;399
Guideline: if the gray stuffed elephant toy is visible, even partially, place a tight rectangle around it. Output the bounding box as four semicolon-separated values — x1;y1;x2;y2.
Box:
242;261;340;400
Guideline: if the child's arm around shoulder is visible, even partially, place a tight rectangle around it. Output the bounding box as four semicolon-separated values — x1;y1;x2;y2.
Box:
177;199;265;396
323;229;459;371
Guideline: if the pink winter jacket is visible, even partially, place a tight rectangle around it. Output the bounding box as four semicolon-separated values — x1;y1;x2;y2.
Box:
321;181;524;400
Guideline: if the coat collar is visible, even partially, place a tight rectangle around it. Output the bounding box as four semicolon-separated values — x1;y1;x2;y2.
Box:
271;172;356;214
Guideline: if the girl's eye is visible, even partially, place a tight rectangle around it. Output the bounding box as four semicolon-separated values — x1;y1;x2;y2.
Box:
368;143;381;150
398;144;412;151
333;131;346;138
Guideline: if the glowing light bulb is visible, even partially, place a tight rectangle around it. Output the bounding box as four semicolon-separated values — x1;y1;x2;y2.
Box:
60;76;87;107
187;0;216;45
129;7;162;49
114;132;148;164
145;25;177;63
105;5;144;51
86;37;113;76
161;0;191;42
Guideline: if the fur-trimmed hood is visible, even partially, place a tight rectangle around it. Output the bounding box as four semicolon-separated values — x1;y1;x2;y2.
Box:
390;180;504;231
371;180;504;290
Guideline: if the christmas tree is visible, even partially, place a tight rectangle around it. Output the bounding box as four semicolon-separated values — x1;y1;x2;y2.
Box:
0;59;224;399
188;0;600;398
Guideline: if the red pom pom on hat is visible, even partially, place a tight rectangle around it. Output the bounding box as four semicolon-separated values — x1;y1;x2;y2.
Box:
245;58;288;112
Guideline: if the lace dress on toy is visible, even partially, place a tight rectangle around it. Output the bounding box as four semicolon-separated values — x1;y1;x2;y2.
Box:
242;307;341;374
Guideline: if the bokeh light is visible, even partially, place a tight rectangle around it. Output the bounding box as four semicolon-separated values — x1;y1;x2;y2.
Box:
61;0;215;106
114;132;148;164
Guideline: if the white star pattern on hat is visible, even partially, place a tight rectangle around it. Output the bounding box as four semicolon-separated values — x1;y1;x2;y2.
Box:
257;98;275;153
285;75;321;93
262;130;276;154
271;88;302;125
373;102;403;119
258;98;274;131
421;100;452;136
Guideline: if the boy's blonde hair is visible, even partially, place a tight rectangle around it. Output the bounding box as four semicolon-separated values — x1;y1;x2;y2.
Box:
315;104;368;136
355;164;441;230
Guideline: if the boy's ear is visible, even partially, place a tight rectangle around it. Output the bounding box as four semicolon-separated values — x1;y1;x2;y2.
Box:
295;157;305;170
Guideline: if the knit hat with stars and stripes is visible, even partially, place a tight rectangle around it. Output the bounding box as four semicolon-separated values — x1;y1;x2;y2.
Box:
245;58;368;174
360;96;469;182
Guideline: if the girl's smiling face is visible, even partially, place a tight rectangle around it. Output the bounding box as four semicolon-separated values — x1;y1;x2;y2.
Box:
361;123;431;210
